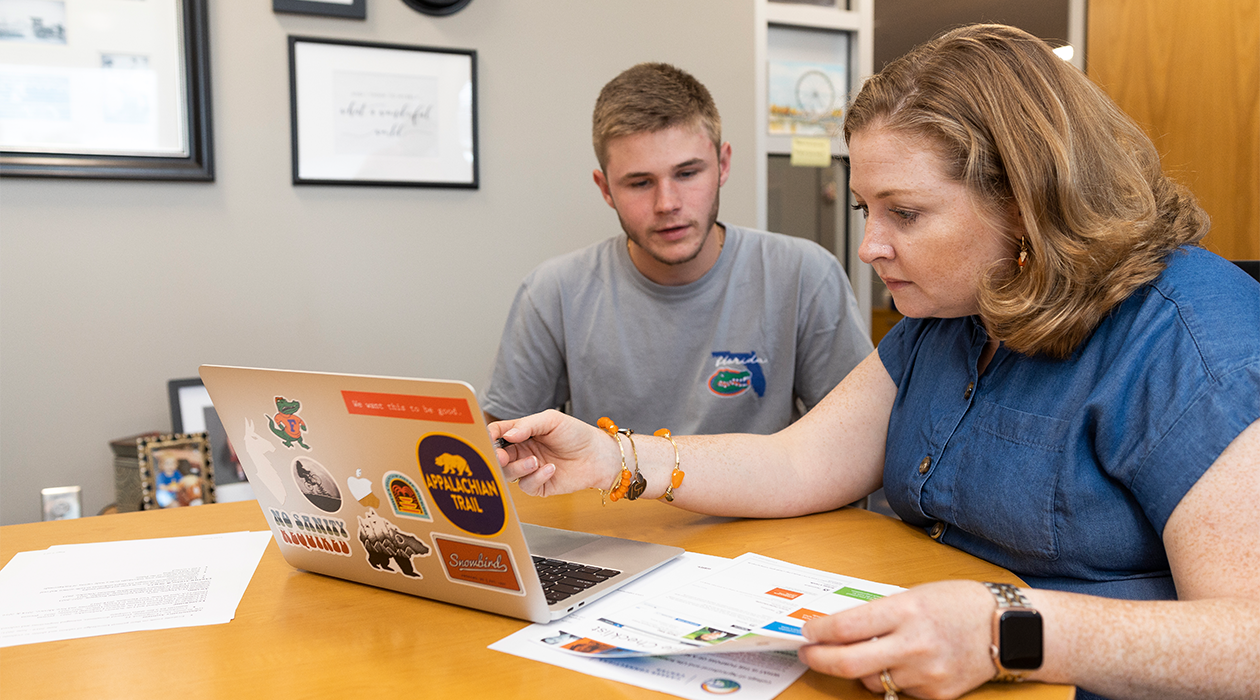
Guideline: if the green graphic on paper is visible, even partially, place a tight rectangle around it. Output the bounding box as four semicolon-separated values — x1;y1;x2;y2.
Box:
834;587;883;601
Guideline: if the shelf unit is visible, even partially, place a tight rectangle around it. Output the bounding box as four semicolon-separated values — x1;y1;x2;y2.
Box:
754;0;875;330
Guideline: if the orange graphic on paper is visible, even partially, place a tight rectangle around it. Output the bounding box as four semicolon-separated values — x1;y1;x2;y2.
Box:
788;608;826;622
767;587;803;600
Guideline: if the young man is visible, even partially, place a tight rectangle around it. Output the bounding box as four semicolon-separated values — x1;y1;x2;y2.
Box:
482;63;871;435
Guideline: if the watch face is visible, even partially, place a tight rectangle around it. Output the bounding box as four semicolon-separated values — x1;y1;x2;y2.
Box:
999;610;1043;670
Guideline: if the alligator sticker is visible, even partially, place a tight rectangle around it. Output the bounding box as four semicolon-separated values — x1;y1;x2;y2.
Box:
432;534;522;593
357;509;430;578
267;396;311;449
383;471;431;520
292;457;342;513
269;508;351;556
416;433;506;536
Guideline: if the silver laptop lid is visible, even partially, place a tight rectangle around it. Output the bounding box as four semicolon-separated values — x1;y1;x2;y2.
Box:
199;365;680;624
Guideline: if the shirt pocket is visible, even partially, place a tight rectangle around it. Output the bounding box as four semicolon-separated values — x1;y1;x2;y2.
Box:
945;399;1069;561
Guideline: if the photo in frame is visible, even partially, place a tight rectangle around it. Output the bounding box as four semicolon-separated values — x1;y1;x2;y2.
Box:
0;0;214;180
273;0;366;19
288;36;478;187
138;433;215;510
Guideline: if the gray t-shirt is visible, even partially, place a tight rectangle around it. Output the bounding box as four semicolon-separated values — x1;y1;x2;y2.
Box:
482;224;872;435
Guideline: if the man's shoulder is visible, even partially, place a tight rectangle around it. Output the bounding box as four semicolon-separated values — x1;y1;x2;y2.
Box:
723;224;844;288
524;236;622;288
726;224;840;267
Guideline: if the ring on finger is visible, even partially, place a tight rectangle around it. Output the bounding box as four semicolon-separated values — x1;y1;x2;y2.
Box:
880;668;902;699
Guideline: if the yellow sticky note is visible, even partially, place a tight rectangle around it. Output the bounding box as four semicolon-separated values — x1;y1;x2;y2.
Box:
790;137;832;167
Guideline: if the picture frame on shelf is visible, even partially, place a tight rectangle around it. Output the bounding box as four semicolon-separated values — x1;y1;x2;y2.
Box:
138;433;215;510
40;486;82;521
0;0;214;180
167;377;248;492
168;378;211;434
288;36;478;188
273;0;366;20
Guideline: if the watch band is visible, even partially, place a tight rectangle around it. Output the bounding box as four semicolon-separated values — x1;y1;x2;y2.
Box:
983;582;1036;682
984;581;1032;609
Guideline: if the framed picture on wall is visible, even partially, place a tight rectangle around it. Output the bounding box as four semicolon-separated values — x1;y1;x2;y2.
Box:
273;0;366;19
288;36;478;188
0;0;214;180
138;433;215;510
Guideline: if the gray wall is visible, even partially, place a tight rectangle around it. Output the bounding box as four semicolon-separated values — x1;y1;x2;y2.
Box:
0;1;758;525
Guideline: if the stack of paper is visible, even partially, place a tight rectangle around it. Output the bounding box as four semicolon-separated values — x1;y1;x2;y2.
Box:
0;531;272;647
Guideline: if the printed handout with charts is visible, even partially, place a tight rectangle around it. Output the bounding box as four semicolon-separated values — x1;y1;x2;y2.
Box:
491;551;905;700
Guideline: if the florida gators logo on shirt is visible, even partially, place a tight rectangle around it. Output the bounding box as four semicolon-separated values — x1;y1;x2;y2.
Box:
709;351;767;398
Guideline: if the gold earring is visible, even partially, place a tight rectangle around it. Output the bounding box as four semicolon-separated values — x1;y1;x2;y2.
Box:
1017;236;1029;269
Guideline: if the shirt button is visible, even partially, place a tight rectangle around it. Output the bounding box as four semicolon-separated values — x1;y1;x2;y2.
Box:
930;522;946;539
918;456;931;474
963;381;974;400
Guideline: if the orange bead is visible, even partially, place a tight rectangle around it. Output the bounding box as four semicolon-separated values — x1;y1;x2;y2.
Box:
654;428;671;438
671;470;685;489
597;416;617;434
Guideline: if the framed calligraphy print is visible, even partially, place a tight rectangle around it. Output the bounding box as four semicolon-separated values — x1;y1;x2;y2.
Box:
287;36;478;188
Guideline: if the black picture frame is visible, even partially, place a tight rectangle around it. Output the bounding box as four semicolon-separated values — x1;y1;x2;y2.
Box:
288;36;479;188
274;0;367;19
168;378;209;434
0;0;214;181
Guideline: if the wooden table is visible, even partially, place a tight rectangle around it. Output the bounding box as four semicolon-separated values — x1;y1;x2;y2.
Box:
0;495;1073;699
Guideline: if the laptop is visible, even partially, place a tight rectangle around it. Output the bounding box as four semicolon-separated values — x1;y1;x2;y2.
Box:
199;365;682;623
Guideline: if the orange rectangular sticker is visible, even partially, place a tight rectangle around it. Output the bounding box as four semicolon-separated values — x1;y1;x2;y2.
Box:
433;536;522;593
342;391;473;423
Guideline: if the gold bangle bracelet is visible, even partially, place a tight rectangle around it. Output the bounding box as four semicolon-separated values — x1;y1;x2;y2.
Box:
654;428;684;502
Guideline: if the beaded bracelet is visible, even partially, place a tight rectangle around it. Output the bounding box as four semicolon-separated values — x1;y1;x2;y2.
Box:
596;417;630;505
654;428;685;502
597;417;646;502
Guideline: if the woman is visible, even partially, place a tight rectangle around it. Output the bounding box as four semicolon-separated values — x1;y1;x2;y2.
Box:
492;25;1260;700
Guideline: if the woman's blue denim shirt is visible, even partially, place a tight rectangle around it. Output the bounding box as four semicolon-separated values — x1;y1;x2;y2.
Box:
879;246;1260;601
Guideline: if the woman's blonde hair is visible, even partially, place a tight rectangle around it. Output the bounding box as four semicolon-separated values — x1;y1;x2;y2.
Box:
845;24;1209;358
592;63;721;170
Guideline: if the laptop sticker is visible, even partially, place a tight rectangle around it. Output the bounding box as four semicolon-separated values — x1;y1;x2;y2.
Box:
416;433;506;537
292;457;342;513
241;417;287;504
267;396;311;449
357;509;430;578
432;534;522;594
270;508;352;556
383;471;432;520
342;390;474;423
346;468;381;508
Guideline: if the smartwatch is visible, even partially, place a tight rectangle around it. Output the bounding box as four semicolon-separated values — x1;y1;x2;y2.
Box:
982;581;1043;682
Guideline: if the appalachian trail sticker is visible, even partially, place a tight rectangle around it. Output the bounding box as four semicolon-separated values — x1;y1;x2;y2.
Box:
416;433;506;537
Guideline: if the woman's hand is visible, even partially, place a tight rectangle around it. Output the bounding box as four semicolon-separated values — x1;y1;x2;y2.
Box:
489;410;618;497
798;580;997;700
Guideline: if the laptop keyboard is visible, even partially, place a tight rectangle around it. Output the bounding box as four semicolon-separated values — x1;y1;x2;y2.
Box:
532;556;621;605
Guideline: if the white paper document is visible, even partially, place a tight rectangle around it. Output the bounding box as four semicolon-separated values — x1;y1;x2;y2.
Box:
491;552;905;700
0;530;272;648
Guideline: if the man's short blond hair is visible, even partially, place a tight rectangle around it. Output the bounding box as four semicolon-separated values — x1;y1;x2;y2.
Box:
592;63;722;170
